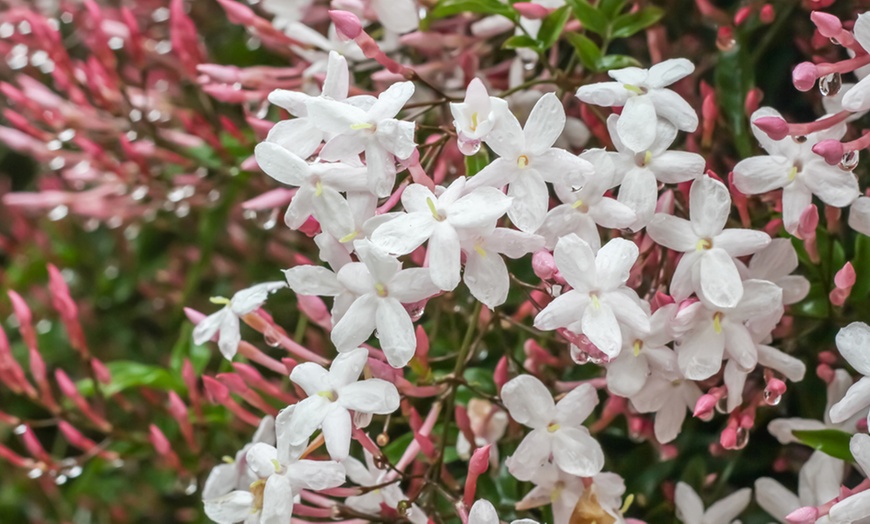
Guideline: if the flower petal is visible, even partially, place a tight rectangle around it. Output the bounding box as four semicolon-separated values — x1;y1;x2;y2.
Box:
370;213;436;255
322;406;352;461
552;427;605;477
698;248;744;309
331;294;379;351
501;374;556;428
375;297;416;368
617;95;658;152
429;222;462;291
836;322;870;374
524;93;566;155
690;175;730;239
339;379;400;414
507;168;549;232
464;248;510;309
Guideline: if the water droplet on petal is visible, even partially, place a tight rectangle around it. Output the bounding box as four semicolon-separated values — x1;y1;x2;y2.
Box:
763;389;782;406
373;454;388;470
716;34;736;51
839;150;859;171
793;135;807;144
263;328;281;348
458;136;481;156
819;72;842;96
27;468;43;479
715;397;729;414
733;427;749;449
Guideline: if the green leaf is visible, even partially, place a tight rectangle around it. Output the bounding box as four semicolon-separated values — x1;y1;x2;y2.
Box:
536;6;571;49
714;42;754;158
853;234;870;298
566;33;601;70
503;35;540;51
598;0;627;19
564;0;608;35
465;148;490;177
430;0;516;20
78;361;184;397
596;53;641;71
792;429;854;462
610;6;664;38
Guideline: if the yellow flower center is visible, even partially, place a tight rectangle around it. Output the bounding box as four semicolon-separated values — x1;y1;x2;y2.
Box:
350;122;374;130
695;238;713;251
547;422;561;433
713;312;723;334
317;390;337;401
517;154;530;169
374;283;388;298
426;197;445;221
210;296;231;305
469;112;479;132
633;340;642;357
250;479;266;511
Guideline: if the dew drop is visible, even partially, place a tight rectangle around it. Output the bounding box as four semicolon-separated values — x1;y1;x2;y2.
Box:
407;304;425;322
792;135;807;144
839;150;859;171
48;205;69;221
819;72;842;96
570;347;590;365
733;427;749;449
715;397;729;414
373;453;388;470
54;474;68;485
763;389;782;406
263;329;281;348
27;468;43;479
716;34;736;51
458;136;481;156
13;424;27;435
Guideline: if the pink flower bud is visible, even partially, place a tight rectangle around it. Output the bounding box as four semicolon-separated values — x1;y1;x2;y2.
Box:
694;394;718;419
745;87;764;115
719;426;737;449
91;358;112;384
812;139;845;165
8;290;36;350
759;4;775;24
792;62;819;92
798;204;819;239
513;2;551;19
733;6;752;26
753;116;789;141
216;0;255;24
532;249;557;281
149;424;172;456
463;444;492;506
217;373;249;394
329;10;363;39
202;376;230;403
785;506;819;524
58;420;97;452
811;11;842;37
830;262;856;306
494;356;509;394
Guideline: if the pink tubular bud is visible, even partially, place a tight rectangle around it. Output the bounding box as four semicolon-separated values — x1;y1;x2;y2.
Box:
216;373;249;394
202;376;230;403
830;262;856;306
811;11;842;37
798;204;819;239
494;356;509;394
47;264;77;321
719;426;737;449
693;394;718;419
759;4;775;24
329;10;363;39
216;0;255;24
765;378;787;397
532;249;557;281
733;6;752;26
785;506;819;524
513;2;551;19
91;358;112;384
463;444;492;506
58;420;97;452
793;62;819;92
813;139;845;165
753;116;790;141
8;291;36;350
745;87;764;115
148;424;172;456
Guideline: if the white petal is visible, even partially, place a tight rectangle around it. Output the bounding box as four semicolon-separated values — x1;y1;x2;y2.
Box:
485;102;525;159
322;406;352;461
283;266;342;296
369;82;415;121
265;118;322;159
327;347;368;389
655;395;687;443
507;168;549;232
594;237;638;290
500;374;555;428
704;488;751;524
829;376;870;424
388;267;440;303
534;291;590;331
732;155;792;194
698;248;743;309
371;0;418;33
676;316;725;380
331;294;379;350
285;459;346;490
306;97;368;134
552;427;605;477
505;428;551;481
217;313;241;361
674;483;704;524
755;477;800;523
339;379;400;414
647;58;695;88
647;214;697;252
581;298;622;357
204;491;255;523
290;362;330;396
468;500;499;524
287;396;330;445
553;233;597;291
261;474;294;524
370;213;436;255
849;196;870;236
576;82;630;107
255;142;309;187
193;310;225;345
648;151;705;184
464;249;510;309
648;88;699;132
448;187;512;229
836;322;870;374
375;297;416;367
606;353;649;398
690;175;731;239
524;93;566;155
429;222;462;291
554;383;599;424
617;95;658;152
312;186;356;240
375;119;417;160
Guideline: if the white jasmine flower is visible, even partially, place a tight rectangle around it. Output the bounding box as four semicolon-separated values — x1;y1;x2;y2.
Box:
576;58;699;152
370;177;512;291
502;375;604;480
674;482;751;524
516;467;627;524
344;451;428;524
450;78;509;155
202;416;276;505
629;368;701;443
647;175;771;308
266;51;353;158
671;279;783;381
606;304;678;398
307;81;417;197
467;93;594;232
733;108;858;234
534;234;650;358
332;240;439;367
829;322;870;425
460;227;544;309
255;143;368;238
755;451;844;524
456;399;509;463
193;282;287;360
538;149;636;251
605;115;705;230
738;238;810;305
286;347;400;460
204;407;346;523
768;369;859;445
839;14;870;112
